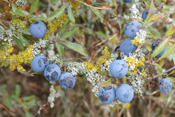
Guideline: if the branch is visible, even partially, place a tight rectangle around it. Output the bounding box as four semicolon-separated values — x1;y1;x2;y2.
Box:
149;66;175;80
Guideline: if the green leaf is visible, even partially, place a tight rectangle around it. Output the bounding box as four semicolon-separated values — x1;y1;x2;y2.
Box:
95;31;107;38
31;16;46;21
58;20;70;36
68;4;75;23
16;32;29;47
0;44;7;49
158;59;164;67
152;39;169;57
11;3;16;12
154;63;163;76
148;27;161;38
89;7;104;23
30;0;39;14
168;70;175;75
56;43;64;65
24;100;36;110
23;95;36;101
99;79;111;87
144;0;151;8
47;4;67;22
3;97;12;109
25;111;33;117
60;27;79;39
159;44;175;59
145;0;154;22
148;14;162;24
13;36;24;51
119;0;124;5
165;26;175;37
14;85;21;97
10;9;25;17
18;29;31;35
63;42;88;56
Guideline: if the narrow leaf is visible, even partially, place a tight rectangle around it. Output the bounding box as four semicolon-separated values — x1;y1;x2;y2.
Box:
63;42;88;56
165;26;175;37
68;4;75;23
10;9;25;17
13;36;24;51
60;27;79;39
148;14;162;23
159;44;175;59
152;39;169;57
147;0;154;19
30;0;39;14
154;63;163;76
100;79;111;87
56;43;64;65
58;20;70;36
89;7;104;22
48;4;67;22
31;17;46;21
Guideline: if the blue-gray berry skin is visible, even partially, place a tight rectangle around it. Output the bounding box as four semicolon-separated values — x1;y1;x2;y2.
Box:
159;78;172;94
110;60;128;79
142;9;157;25
151;41;167;58
124;0;131;3
125;21;142;39
31;56;49;73
44;64;61;81
59;72;76;90
30;21;47;38
98;86;115;104
120;40;137;56
116;84;134;103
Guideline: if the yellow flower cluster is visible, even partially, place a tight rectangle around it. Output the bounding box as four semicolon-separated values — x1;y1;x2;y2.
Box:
71;1;80;13
84;46;111;73
10;15;27;30
131;38;140;45
43;14;68;39
10;14;33;30
84;62;97;71
102;46;111;59
126;57;145;72
0;43;33;72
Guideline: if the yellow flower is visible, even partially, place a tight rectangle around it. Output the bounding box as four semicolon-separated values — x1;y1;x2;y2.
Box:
71;1;80;12
131;38;140;45
126;57;135;66
102;46;110;59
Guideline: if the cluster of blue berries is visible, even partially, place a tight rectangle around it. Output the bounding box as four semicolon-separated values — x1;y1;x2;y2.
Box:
31;56;76;90
98;59;134;104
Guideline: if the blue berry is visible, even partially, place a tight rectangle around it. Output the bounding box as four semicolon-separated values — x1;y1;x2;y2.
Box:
116;84;134;103
124;0;131;3
151;41;167;58
125;21;142;39
142;9;157;25
98;86;115;104
110;60;128;78
59;72;76;90
120;40;137;56
159;78;172;94
31;56;49;73
30;21;47;38
44;64;61;81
